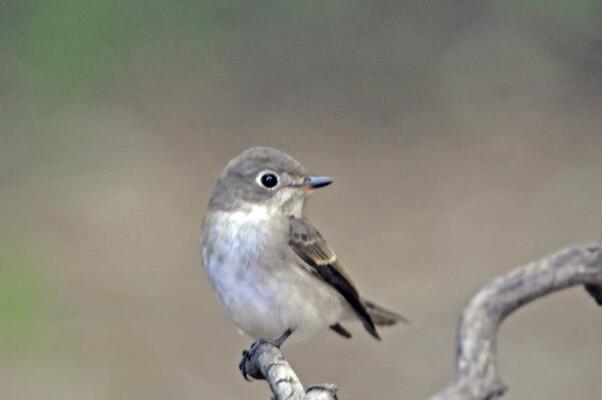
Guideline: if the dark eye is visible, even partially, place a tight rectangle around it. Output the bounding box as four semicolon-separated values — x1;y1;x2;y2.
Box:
260;173;278;188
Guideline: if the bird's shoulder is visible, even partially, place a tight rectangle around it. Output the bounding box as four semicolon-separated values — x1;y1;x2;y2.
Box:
287;216;357;290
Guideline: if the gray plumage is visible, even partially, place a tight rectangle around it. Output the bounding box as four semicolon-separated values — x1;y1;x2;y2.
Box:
201;146;405;342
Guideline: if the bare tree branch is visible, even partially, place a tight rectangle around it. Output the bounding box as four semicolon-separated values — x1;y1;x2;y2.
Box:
429;242;602;400
239;241;602;400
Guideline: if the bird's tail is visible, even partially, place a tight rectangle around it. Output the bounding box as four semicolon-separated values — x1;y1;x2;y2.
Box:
362;299;410;326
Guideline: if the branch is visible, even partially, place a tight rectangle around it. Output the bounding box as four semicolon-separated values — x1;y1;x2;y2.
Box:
429;242;602;400
239;340;337;400
239;241;602;400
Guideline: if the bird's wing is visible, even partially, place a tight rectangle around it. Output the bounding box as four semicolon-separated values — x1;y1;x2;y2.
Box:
288;216;379;339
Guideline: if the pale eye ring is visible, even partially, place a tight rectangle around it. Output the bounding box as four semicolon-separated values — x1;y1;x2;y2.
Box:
257;171;279;189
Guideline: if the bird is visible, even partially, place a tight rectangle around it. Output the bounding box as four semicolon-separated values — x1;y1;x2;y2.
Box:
201;146;406;351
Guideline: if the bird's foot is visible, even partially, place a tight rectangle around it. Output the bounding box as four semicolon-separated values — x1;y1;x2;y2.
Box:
239;339;270;381
238;328;295;381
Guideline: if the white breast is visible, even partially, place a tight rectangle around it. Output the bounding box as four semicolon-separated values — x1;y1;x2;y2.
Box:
201;204;347;341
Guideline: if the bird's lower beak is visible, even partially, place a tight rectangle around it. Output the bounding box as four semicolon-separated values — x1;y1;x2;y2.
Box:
304;175;333;189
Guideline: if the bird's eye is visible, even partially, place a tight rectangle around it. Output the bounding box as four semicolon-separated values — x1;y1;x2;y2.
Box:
259;173;279;189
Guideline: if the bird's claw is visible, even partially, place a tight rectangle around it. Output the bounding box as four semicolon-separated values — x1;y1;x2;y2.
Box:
238;329;294;381
239;339;271;381
239;349;252;381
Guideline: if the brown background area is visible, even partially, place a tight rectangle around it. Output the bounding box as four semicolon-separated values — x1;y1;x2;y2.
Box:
1;1;602;399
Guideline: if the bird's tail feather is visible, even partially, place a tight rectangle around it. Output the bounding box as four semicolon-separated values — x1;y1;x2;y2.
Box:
362;299;409;326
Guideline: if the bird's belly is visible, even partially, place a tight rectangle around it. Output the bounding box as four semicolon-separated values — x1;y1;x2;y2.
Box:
207;253;346;341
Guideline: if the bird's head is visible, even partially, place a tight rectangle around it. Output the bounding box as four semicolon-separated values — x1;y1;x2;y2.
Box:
209;146;332;215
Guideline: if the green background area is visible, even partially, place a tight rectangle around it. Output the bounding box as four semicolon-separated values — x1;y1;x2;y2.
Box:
0;251;46;351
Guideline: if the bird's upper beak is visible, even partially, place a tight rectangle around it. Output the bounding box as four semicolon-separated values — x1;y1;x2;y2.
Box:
303;175;333;190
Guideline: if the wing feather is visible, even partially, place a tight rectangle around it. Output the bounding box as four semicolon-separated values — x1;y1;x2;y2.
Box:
288;216;380;339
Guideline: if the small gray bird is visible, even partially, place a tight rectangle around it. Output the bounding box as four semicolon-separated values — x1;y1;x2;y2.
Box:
201;146;405;346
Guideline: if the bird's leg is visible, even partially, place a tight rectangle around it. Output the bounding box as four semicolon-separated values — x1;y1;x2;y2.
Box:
239;328;296;381
274;328;294;347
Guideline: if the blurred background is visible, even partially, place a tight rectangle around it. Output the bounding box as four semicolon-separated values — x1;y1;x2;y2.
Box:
2;1;602;399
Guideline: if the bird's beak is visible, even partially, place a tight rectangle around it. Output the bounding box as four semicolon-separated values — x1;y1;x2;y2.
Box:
303;175;333;190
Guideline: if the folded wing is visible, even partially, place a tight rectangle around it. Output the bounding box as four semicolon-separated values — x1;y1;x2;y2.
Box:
288;216;380;339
